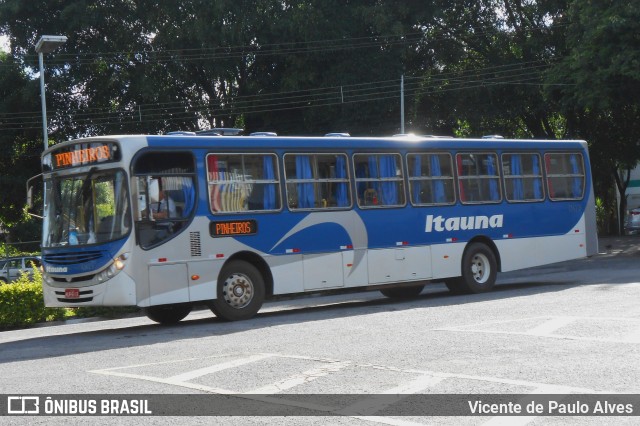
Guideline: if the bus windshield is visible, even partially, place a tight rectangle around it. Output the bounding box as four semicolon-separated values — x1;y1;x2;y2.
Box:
43;169;131;247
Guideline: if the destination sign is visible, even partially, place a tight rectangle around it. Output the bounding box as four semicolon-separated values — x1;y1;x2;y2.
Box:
210;220;257;237
50;142;119;170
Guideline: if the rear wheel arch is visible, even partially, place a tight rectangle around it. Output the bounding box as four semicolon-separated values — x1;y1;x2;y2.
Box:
445;237;500;295
467;236;501;272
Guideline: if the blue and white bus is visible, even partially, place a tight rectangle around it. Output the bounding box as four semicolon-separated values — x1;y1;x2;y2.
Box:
37;134;598;324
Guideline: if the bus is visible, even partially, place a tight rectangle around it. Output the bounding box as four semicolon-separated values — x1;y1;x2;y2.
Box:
36;134;598;324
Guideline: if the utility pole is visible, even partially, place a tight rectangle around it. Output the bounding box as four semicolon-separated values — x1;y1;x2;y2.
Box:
35;35;67;151
400;75;405;134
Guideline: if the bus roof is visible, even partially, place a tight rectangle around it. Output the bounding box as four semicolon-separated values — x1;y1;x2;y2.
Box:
48;134;588;155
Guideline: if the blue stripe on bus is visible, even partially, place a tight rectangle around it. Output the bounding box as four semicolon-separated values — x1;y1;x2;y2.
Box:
204;200;586;255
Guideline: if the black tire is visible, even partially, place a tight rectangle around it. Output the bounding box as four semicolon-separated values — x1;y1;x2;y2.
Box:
0;278;7;285
380;285;425;298
144;304;192;324
209;260;265;321
445;243;497;294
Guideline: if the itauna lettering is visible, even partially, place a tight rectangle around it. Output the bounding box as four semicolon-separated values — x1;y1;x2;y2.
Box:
54;145;111;168
210;220;257;237
45;265;68;273
425;214;504;232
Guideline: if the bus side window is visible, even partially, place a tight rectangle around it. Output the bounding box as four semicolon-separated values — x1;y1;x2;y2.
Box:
207;153;280;213
353;153;405;208
502;153;544;202
456;152;501;204
284;153;351;210
131;151;196;249
407;153;455;206
545;152;584;201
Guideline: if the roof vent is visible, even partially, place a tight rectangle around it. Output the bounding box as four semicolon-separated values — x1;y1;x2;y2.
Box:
197;128;244;136
166;131;196;136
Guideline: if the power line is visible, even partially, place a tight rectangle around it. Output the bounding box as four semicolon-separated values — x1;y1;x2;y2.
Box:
0;72;562;132
0;59;558;120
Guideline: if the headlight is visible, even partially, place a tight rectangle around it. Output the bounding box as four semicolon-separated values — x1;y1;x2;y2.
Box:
97;253;129;283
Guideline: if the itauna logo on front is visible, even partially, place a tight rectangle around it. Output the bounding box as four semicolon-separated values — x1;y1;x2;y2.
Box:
425;214;504;232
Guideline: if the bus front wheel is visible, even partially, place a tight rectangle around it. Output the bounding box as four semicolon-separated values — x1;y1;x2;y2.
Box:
209;260;265;321
144;303;192;324
445;243;497;294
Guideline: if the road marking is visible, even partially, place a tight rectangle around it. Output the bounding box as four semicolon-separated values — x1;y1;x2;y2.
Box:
167;353;273;382
246;360;352;394
624;325;640;343
352;416;428;426
527;316;577;336
434;316;640;344
89;351;639;425
334;374;445;419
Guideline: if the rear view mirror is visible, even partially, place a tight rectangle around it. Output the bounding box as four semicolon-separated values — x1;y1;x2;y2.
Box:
26;185;33;208
26;174;43;218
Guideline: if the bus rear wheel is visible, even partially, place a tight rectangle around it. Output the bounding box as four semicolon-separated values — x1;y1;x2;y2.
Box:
445;243;497;294
209;260;265;321
144;303;192;324
380;285;425;298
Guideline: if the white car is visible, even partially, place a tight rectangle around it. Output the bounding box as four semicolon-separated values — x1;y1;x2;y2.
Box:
0;256;41;284
624;208;640;235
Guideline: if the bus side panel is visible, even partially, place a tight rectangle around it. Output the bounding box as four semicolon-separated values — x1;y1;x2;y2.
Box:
497;216;588;272
367;246;431;283
269;254;305;295
342;249;369;287
148;263;190;306
302;252;345;290
187;258;222;302
430;243;464;280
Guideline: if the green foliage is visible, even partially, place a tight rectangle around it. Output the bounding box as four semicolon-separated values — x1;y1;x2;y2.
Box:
0;264;139;329
0;270;66;329
595;197;607;235
0;53;41;230
0;0;639;236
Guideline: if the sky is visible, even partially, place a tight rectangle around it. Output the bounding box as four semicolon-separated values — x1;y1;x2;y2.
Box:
1;34;9;52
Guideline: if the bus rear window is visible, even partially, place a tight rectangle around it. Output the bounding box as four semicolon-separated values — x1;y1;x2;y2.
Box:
544;152;585;200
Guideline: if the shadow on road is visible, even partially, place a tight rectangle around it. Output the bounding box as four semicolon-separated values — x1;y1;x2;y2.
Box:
1;236;637;363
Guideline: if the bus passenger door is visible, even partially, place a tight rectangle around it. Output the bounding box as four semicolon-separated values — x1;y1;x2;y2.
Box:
148;263;190;305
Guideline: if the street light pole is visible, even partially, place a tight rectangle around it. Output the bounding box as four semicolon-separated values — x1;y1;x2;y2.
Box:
35;35;67;151
37;51;48;151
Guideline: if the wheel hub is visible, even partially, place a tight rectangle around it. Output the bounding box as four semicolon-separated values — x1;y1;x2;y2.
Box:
223;273;254;308
471;254;489;283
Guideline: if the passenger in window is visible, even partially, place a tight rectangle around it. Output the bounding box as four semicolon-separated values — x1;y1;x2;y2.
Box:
151;187;177;219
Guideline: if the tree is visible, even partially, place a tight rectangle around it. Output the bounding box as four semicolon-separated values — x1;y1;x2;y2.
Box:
0;52;42;246
546;0;640;234
411;0;568;138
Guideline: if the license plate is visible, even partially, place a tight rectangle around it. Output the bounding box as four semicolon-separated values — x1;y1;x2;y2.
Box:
65;288;80;299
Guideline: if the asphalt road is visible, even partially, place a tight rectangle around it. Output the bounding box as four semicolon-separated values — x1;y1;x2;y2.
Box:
1;236;639;425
